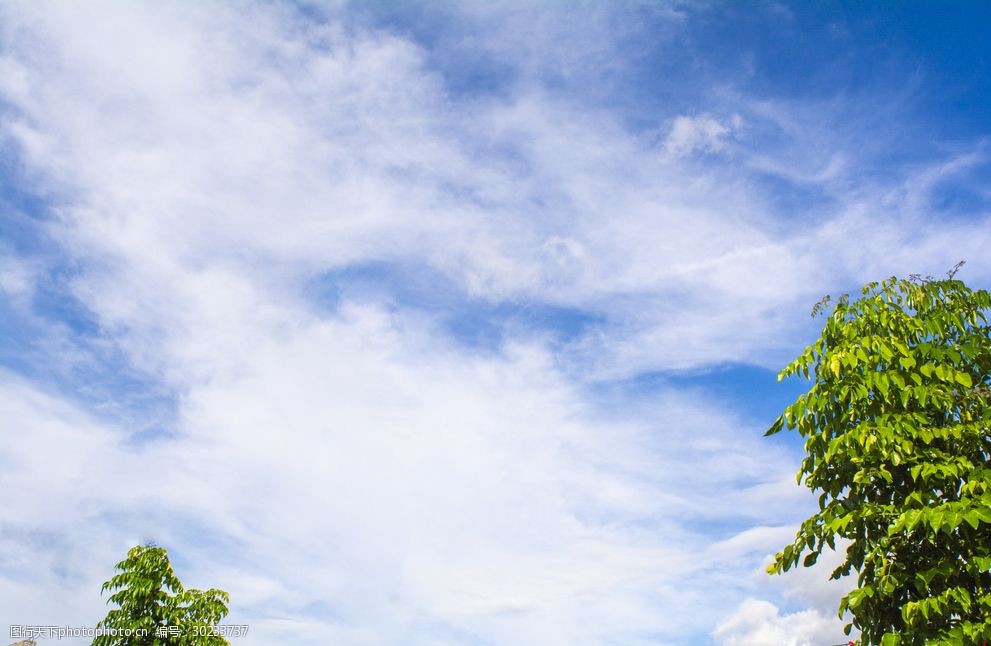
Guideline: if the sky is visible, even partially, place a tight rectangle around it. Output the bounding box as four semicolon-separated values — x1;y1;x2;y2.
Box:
1;1;990;644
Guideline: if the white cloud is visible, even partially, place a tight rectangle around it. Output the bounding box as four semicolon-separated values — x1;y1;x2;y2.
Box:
0;313;810;643
2;1;987;380
0;252;33;297
711;539;857;646
712;598;840;646
0;374;139;633
665;113;742;156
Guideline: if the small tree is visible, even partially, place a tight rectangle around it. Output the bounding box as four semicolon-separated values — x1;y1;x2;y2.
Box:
94;544;230;645
766;271;991;644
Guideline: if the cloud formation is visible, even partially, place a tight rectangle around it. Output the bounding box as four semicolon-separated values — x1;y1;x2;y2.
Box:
712;599;835;646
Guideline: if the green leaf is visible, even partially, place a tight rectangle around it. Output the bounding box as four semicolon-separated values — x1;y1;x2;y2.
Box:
881;632;902;646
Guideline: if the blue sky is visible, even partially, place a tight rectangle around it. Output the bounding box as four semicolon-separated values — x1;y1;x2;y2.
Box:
1;2;990;644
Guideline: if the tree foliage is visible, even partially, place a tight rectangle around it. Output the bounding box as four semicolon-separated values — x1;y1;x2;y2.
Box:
94;544;230;645
766;273;991;645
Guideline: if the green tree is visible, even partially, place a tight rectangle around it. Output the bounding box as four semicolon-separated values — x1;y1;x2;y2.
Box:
94;544;230;645
766;271;991;645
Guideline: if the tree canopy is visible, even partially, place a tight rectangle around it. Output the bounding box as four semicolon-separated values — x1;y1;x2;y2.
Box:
94;544;230;645
766;272;991;645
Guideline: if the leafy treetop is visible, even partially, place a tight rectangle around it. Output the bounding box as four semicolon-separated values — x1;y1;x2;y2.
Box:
766;272;991;645
94;544;230;645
